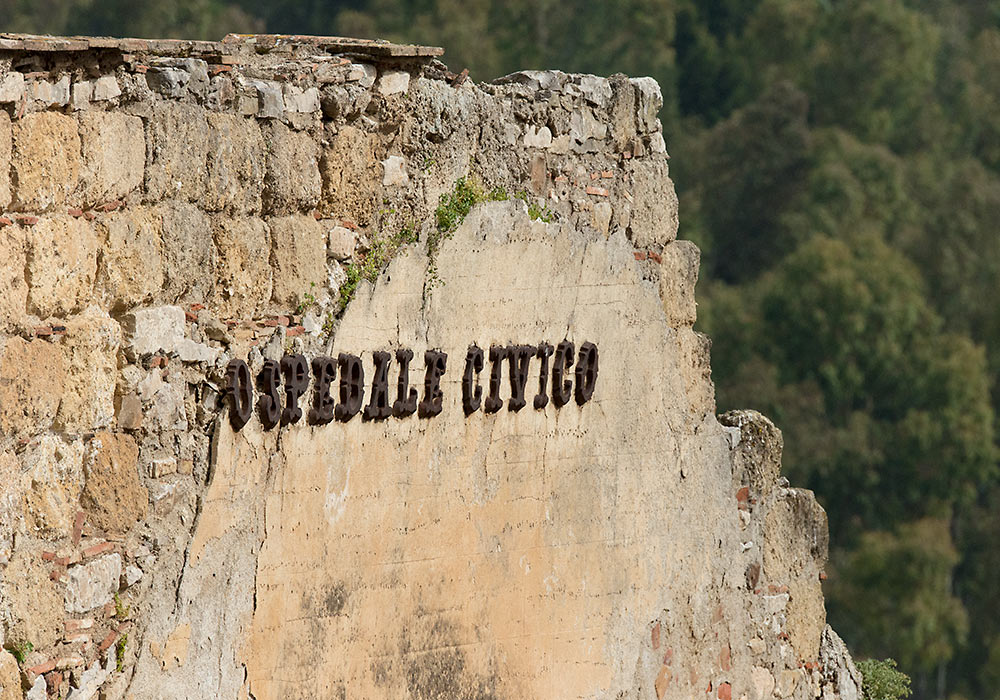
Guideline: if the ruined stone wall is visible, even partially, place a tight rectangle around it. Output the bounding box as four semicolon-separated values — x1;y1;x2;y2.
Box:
0;33;860;700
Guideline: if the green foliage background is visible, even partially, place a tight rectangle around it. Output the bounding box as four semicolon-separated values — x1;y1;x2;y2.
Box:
9;0;999;697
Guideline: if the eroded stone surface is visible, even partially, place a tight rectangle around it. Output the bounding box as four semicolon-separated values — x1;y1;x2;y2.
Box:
57;307;122;433
81;432;147;535
65;554;123;613
77;111;145;206
26;215;98;318
268;215;326;306
12;111;80;211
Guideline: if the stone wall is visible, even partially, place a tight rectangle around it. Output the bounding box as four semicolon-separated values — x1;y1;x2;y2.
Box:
0;33;860;700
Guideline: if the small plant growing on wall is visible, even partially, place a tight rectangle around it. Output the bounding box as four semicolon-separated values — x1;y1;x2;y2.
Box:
858;659;911;700
7;639;33;665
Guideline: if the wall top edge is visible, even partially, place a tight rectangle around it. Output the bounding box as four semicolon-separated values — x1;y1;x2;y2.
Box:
0;32;445;59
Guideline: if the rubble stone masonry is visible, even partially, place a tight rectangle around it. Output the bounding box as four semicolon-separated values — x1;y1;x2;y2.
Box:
0;33;861;700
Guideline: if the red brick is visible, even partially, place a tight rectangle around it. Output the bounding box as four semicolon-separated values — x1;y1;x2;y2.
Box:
184;310;198;322
190;303;205;311
83;211;96;221
44;670;62;693
72;511;86;546
64;632;90;644
651;622;660;650
55;655;84;670
97;200;122;212
623;151;633;159
585;185;609;197
275;315;290;326
736;486;750;503
312;209;322;220
49;567;66;582
260;319;279;327
286;326;304;337
590;172;599;180
554;175;568;183
340;219;358;230
663;648;673;665
98;630;119;654
82;541;113;558
819;572;827;581
34;326;53;336
0;216;12;226
648;251;662;264
64;618;94;632
717;682;732;700
16;214;39;225
26;660;56;676
68;208;84;217
601;170;614;179
41;550;56;561
719;644;731;671
634;251;647;261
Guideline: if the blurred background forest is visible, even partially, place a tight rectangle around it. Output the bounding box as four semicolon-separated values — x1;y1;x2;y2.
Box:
3;0;998;698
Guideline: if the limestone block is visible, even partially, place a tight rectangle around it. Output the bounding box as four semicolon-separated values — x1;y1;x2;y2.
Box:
26;215;98;318
320;125;379;225
0;451;23;540
576;74;612;108
212;216;272;317
659;240;700;326
125;305;185;356
92;75;121;101
26;677;46;700
30;76;70;106
382;155;409;186
11;111;81;211
0;71;24;103
327;225;356;260
56;307;122;433
69;660;109;700
283;84;320;113
248;79;284;119
377;70;410;95
524;125;552;149
71;80;93;110
145;381;187;432
146;103;209;203
750;666;775;700
346;63;376;88
626;156;679;249
268;215;326;306
82;432;147;536
0;111;11;209
4;547;64;649
21;435;85;537
0;650;20;700
77;111;145;206
65;553;122;613
98;208;164;308
204;113;266;214
262;121;321;213
158;200;215;303
0;222;27;329
0;338;65;438
631;76;663;134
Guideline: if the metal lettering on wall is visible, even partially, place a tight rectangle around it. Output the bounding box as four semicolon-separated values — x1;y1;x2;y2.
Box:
223;341;599;431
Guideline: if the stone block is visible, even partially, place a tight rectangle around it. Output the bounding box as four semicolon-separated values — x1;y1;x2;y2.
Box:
377;70;410;95
0;650;20;700
11;111;81;211
346;63;376;88
320;125;379;226
0;71;24;103
64;554;122;614
125;305;185;356
262;121;321;213
98;208;164;308
631;76;663;134
145;380;187;432
26;215;98;318
0;111;11;209
118;392;142;430
145;103;209;203
29;76;70;107
21;435;85;538
626;156;679;249
71;80;93;110
0;222;27;329
327;225;356;260
268;215;326;306
77;111;145;206
56;307;122;433
382;155;409;186
204;113;265;214
0;337;65;437
158;200;215;303
659;240;700;326
212;216;272;318
283;84;320;113
92;75;121;101
4;547;64;649
81;432;147;535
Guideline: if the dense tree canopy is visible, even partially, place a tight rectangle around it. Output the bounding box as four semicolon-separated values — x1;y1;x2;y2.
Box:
9;1;1000;697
